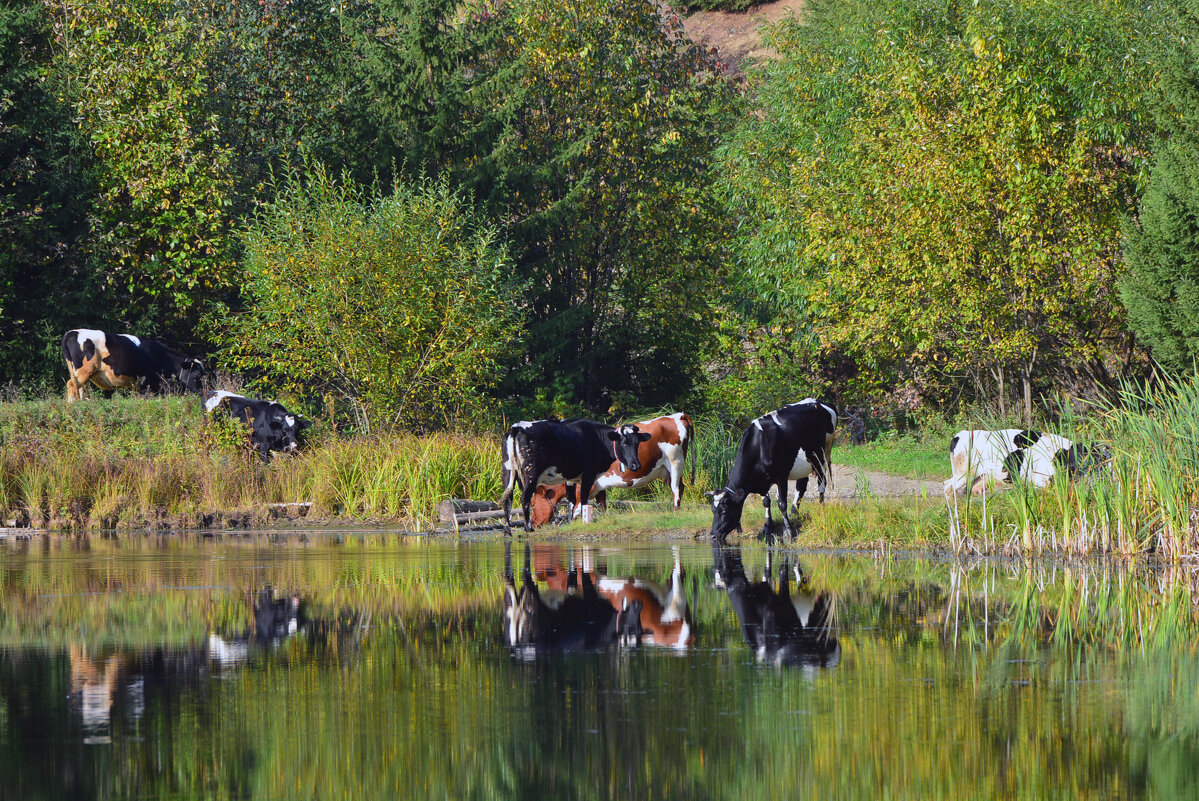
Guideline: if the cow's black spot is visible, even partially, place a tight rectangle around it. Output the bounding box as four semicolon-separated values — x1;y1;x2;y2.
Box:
1014;430;1042;449
1002;448;1026;483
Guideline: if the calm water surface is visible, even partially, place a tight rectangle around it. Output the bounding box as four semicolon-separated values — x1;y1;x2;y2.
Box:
2;534;1198;800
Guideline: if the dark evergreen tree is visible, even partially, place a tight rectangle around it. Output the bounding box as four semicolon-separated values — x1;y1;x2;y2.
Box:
0;1;97;390
1120;2;1199;372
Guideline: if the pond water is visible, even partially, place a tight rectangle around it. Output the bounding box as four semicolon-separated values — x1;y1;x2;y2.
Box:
1;534;1198;800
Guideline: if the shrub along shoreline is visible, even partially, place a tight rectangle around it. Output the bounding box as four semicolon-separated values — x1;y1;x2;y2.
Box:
3;377;1199;563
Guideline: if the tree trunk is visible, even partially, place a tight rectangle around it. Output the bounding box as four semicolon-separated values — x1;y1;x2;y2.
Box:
998;365;1006;420
1023;372;1032;429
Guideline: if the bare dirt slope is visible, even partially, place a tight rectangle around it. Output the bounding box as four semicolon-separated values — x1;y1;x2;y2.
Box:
683;0;805;67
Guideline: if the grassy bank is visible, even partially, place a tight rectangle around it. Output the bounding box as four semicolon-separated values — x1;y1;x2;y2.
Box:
0;396;502;531
7;377;1199;562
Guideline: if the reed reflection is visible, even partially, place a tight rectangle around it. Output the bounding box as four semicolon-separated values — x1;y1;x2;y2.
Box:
711;543;840;670
502;543;695;653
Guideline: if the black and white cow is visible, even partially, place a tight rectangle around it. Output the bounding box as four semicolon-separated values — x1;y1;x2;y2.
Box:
500;418;652;532
709;399;838;542
943;429;1110;496
204;391;310;461
62;329;207;401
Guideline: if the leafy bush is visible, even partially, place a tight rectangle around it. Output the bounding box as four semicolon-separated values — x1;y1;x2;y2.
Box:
217;166;523;431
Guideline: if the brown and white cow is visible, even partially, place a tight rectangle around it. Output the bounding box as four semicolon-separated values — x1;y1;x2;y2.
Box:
62;329;206;401
528;412;695;527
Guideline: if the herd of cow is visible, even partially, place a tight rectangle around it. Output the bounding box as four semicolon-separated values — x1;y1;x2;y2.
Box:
501;401;1110;541
59;328;1110;537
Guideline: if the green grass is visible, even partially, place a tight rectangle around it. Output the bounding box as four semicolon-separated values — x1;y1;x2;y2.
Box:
836;434;947;480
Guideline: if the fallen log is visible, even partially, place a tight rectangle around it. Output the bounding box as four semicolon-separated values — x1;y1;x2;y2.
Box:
438;498;501;523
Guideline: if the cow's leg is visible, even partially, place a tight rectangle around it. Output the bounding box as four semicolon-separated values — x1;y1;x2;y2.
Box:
577;475;598;523
760;495;775;541
65;364;82;402
777;479;796;539
667;453;684;509
790;477;810;538
810;452;829;503
67;359;99;402
519;482;537;533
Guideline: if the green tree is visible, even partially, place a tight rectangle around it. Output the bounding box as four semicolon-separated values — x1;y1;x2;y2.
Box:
53;0;237;337
1120;2;1199;374
720;0;1157;415
219;166;523;431
476;0;737;413
0;0;96;389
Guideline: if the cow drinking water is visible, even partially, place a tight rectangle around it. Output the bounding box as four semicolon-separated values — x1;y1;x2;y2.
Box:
499;418;652;532
709;399;837;542
62;329;207;401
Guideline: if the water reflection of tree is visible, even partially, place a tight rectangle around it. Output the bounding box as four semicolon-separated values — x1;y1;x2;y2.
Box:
6;544;1199;798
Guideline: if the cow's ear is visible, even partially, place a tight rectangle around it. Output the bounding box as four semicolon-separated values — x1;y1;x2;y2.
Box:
606;430;620;441
297;418;312;430
637;432;652;442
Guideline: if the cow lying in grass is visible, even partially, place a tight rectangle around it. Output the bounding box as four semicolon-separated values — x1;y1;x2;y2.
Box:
943;428;1110;496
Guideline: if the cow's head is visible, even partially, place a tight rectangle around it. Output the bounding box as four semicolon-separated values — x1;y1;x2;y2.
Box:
607;424;652;472
277;412;311;453
707;487;747;542
177;358;208;395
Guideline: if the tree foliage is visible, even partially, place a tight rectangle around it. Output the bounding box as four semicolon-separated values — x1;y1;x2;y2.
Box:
0;0;95;388
1120;1;1199;373
219;167;524;431
720;0;1159;409
475;0;738;414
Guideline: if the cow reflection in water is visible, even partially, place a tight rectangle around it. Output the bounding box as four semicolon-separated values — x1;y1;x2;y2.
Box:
69;644;205;741
207;587;308;668
712;543;840;670
502;544;694;652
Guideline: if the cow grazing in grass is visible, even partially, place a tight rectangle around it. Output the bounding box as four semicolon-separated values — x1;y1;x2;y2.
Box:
528;412;696;528
943;429;1110;497
709;399;838;542
62;329;206;401
204;391;310;461
500;418;652;532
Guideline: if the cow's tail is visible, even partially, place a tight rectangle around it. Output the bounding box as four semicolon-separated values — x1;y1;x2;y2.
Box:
686;415;697;490
825;407;837;495
500;431;519;500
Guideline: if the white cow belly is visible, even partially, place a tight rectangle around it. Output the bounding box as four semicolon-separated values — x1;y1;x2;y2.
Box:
788;450;814;480
593;462;666;493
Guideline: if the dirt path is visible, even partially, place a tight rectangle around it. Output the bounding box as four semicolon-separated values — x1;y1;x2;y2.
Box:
683;0;805;67
826;464;942;500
